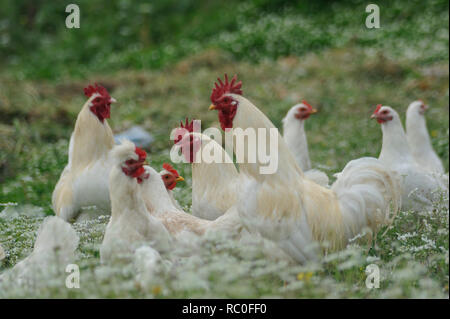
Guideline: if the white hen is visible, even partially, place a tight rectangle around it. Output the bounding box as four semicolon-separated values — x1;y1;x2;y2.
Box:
159;162;185;209
100;140;173;264
372;105;448;211
283;101;329;187
406;100;445;174
140;162;242;239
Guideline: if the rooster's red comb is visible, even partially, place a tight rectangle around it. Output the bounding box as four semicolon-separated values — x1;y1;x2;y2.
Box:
174;118;195;144
210;74;243;104
162;163;179;177
373;104;383;114
84;83;110;99
180;118;194;133
302;100;314;110
135;147;147;161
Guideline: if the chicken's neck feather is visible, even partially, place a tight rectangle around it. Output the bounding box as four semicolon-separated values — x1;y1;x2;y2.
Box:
70;100;115;171
230;94;303;183
379;116;414;164
282;115;311;171
192;133;238;193
109;166;148;221
406;111;434;159
141;172;178;214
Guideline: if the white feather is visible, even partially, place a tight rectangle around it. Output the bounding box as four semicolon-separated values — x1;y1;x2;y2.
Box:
377;106;448;211
406;100;445;174
0;216;79;285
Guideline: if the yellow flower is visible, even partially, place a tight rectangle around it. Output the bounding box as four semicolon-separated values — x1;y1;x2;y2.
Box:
297;272;313;282
431;130;438;138
152;285;162;295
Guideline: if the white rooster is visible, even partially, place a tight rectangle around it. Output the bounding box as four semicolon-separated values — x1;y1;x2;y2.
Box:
173;119;239;220
406;100;445;174
100;141;173;264
208;75;400;263
372;104;448;211
52;84;116;222
283;101;329;186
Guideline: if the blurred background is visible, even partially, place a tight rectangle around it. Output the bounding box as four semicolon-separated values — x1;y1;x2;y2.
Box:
0;0;448;207
1;0;448;79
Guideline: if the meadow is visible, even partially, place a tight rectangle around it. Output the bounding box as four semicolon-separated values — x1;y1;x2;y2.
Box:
0;0;448;298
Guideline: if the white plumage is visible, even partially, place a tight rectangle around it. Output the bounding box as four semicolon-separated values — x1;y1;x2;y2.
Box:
52;87;116;222
406;100;445;174
100;140;173;264
283;103;329;187
373;105;448;211
210;86;400;264
175;132;239;220
140;162;242;238
0;216;79;285
101;140;242;263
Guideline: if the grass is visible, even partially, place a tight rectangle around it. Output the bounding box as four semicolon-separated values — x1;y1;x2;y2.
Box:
1;0;448;79
0;46;448;298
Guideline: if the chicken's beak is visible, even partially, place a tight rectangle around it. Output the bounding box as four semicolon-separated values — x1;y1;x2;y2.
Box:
110;97;117;104
209;104;216;110
310;108;318;114
370;113;377;119
175;176;185;182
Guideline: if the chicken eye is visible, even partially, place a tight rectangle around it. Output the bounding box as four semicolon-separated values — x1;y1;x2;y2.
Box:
164;175;169;179
94;97;101;103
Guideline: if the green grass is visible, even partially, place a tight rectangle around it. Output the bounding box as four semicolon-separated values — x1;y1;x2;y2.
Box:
1;0;448;79
0;46;448;298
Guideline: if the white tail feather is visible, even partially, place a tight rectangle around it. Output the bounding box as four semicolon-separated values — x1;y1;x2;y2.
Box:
331;157;401;241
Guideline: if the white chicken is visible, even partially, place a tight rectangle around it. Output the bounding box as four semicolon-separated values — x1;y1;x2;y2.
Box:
101;140;242;264
372;104;448;211
140;160;242;238
208;75;400;263
406;100;445;174
0;216;79;285
52;84;116;222
283;101;329;186
100;141;173;264
173;119;239;220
